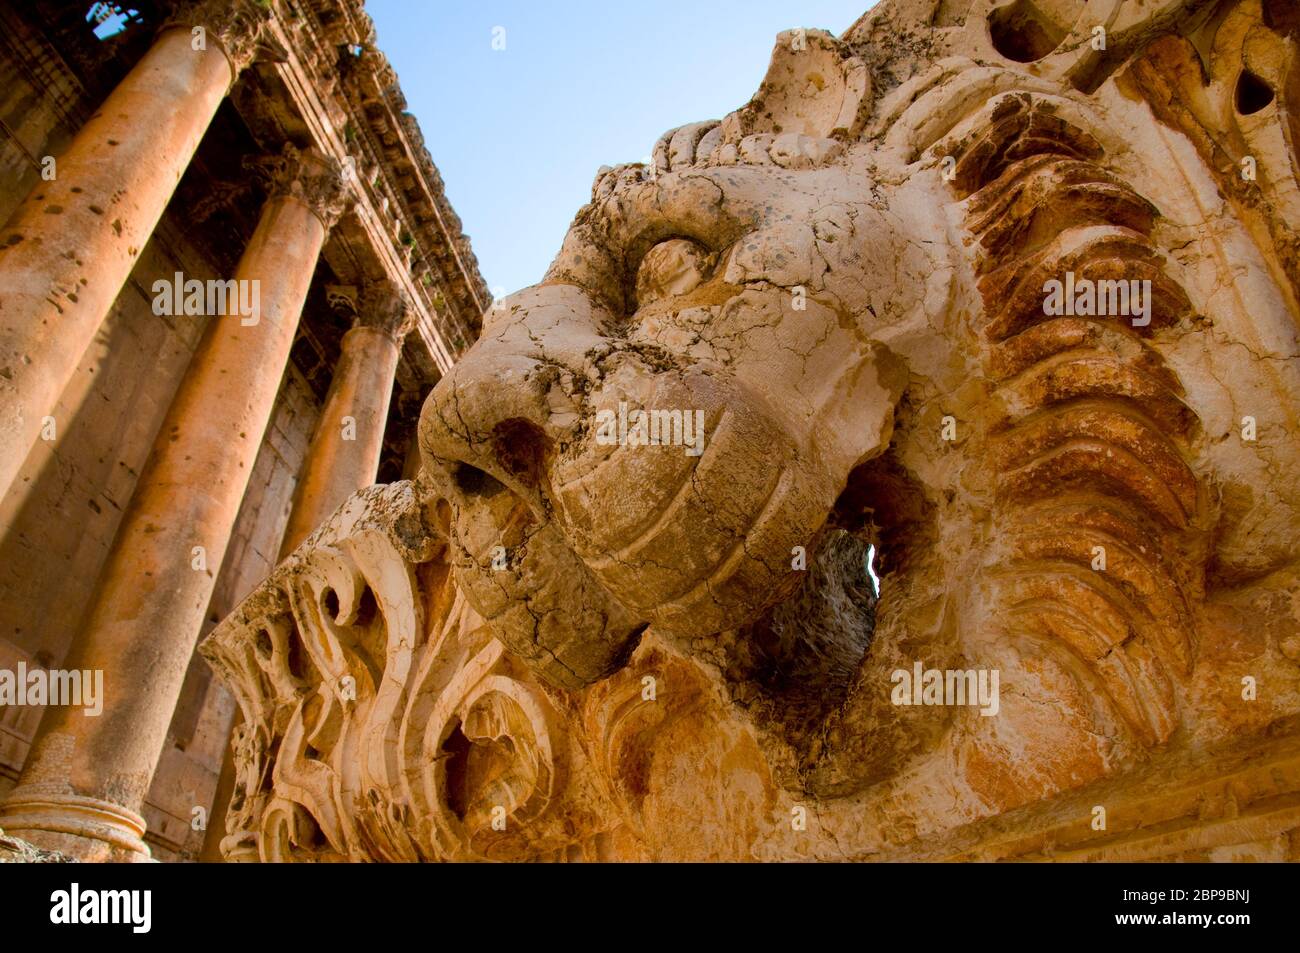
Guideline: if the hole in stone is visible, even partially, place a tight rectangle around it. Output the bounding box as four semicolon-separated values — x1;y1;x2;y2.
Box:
492;418;551;489
286;632;309;681
1236;69;1275;115
321;587;340;621
451;462;501;496
727;528;878;758
354;586;378;628
255;628;273;659
712;448;936;760
442;720;474;821
988;0;1070;63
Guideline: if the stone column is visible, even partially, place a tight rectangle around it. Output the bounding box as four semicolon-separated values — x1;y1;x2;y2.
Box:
0;147;350;861
278;282;413;558
205;287;408;860
0;0;278;499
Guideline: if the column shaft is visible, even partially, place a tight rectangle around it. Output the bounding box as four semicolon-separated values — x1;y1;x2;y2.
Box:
279;325;402;557
206;286;408;858
0;21;249;497
0;157;342;859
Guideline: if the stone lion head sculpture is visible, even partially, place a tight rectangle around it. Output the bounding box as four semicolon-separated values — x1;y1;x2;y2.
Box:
417;0;1300;811
419;28;927;678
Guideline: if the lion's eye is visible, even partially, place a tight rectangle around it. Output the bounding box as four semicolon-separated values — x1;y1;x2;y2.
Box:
634;238;712;308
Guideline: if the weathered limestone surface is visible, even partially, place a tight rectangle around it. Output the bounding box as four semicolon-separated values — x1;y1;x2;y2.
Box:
280;282;414;557
206;0;1300;861
0;826;72;863
0;147;349;861
0;0;276;498
0;0;488;862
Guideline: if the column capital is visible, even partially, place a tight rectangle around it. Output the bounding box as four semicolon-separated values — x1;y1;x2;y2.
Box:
162;0;286;78
355;280;416;341
0;159;334;859
248;145;354;232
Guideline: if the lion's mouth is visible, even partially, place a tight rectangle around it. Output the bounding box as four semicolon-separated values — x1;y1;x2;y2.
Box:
561;407;791;610
454;432;812;652
422;345;861;691
432;464;644;691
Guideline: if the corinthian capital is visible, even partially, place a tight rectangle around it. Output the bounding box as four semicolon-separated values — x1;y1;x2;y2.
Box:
356;281;415;341
248;145;354;232
163;0;288;77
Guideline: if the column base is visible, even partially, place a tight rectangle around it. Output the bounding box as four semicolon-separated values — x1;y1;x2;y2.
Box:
0;789;153;862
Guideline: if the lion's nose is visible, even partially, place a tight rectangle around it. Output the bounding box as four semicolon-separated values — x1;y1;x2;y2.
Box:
417;311;600;517
418;348;562;507
417;282;617;516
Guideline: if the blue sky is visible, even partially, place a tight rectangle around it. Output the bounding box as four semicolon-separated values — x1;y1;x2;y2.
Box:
367;0;874;297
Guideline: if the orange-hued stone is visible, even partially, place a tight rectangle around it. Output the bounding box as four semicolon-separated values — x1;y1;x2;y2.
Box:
6;0;1300;866
201;0;1300;863
0;26;235;499
0;162;338;860
279;290;409;557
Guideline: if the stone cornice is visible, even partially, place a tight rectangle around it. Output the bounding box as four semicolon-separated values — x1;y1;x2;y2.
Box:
13;1;489;380
259;0;488;365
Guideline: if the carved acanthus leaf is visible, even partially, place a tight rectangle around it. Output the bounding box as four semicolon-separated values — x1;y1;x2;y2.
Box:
356;281;415;340
246;144;354;232
200;483;611;863
164;0;287;76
